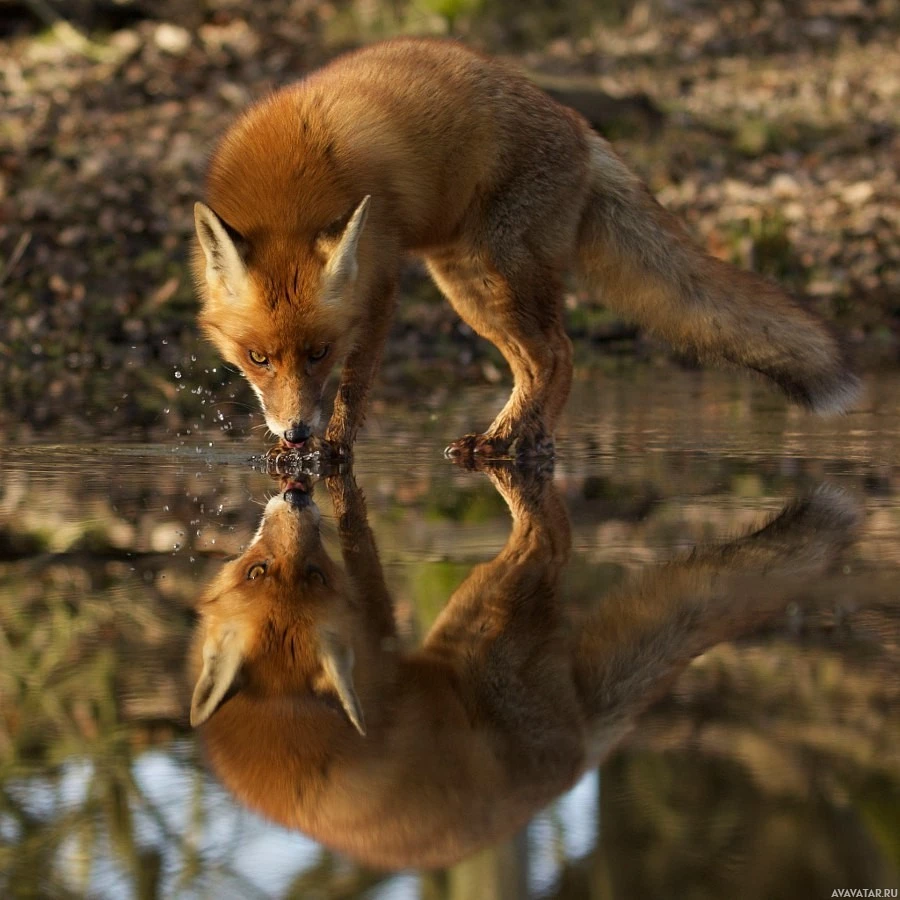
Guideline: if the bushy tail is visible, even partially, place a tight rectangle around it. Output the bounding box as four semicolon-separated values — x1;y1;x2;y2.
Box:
576;135;860;413
574;486;861;739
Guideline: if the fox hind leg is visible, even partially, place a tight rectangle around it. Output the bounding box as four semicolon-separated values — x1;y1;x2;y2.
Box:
426;250;573;460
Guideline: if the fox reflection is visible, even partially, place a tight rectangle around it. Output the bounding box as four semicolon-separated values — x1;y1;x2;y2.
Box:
189;466;859;869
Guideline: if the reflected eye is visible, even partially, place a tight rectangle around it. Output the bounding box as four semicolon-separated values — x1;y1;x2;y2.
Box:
247;562;268;580
308;344;330;362
306;565;326;586
249;350;269;366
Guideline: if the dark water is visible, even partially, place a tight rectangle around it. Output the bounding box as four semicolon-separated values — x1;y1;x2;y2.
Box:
1;368;898;899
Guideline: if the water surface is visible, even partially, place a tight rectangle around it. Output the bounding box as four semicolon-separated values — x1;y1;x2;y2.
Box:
1;368;898;899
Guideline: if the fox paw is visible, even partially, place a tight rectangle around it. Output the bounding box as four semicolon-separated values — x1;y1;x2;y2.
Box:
316;435;352;462
444;432;554;466
263;436;350;476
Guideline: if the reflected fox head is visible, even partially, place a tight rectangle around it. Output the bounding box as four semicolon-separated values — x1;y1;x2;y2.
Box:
192;196;371;446
189;476;365;735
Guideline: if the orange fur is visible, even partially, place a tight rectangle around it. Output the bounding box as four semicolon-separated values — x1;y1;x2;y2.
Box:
189;469;859;869
193;39;859;454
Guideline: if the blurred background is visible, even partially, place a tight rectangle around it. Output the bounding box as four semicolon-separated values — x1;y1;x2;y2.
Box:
1;0;898;440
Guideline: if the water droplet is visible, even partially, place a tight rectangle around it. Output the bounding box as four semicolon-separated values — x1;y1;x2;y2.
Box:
175;371;182;379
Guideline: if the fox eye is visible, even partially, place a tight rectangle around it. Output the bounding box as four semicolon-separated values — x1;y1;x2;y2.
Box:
247;562;268;580
248;350;269;366
306;565;326;586
308;344;330;362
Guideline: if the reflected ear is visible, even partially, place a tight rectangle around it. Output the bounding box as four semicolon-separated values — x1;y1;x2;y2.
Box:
194;202;249;300
190;628;245;727
319;628;366;736
322;195;371;289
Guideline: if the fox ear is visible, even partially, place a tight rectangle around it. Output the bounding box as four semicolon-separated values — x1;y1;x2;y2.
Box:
194;202;249;299
319;628;366;736
322;195;371;288
190;628;245;727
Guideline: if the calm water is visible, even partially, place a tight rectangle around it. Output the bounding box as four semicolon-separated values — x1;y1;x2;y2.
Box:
1;367;898;899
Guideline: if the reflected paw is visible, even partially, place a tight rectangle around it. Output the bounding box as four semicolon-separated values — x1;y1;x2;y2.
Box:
508;433;555;461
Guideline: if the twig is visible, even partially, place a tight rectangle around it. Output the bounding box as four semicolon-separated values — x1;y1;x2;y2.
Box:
0;231;31;289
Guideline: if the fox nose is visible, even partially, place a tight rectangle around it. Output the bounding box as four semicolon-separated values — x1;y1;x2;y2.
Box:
284;423;311;446
284;485;311;508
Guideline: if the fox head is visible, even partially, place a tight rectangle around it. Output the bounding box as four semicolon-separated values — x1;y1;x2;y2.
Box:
192;196;371;446
189;477;365;735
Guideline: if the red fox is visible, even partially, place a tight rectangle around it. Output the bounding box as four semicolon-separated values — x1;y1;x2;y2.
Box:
189;466;859;869
193;39;859;457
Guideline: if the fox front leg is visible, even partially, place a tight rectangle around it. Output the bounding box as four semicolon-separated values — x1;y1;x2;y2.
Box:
323;376;370;456
442;324;571;463
323;284;397;454
427;249;573;463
